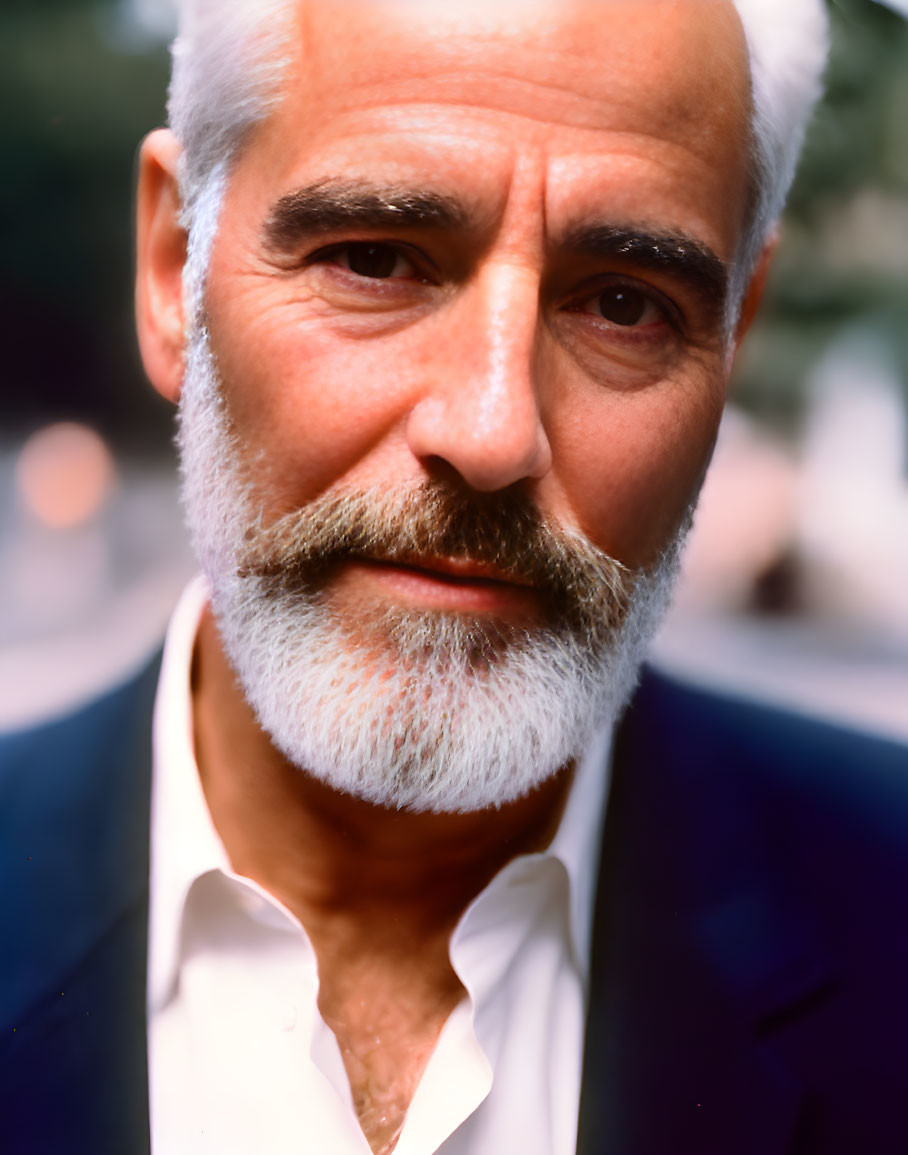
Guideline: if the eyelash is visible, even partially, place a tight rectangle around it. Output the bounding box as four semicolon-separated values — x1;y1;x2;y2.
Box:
306;241;435;283
569;277;685;338
304;241;686;338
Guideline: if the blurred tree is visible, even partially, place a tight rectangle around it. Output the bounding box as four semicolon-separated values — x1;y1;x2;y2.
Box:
734;0;908;431
0;0;171;447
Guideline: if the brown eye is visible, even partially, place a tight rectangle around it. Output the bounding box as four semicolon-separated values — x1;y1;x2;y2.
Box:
342;243;411;279
597;286;650;326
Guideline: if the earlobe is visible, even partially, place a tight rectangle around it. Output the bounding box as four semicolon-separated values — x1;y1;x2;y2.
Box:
733;229;779;352
135;128;187;403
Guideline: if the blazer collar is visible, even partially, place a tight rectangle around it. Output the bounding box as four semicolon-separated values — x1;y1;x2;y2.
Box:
577;668;837;1155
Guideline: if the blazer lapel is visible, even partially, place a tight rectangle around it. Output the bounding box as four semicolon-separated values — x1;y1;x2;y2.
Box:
577;669;836;1155
0;655;159;1155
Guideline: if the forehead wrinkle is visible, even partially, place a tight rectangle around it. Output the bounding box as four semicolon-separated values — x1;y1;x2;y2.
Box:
294;0;747;133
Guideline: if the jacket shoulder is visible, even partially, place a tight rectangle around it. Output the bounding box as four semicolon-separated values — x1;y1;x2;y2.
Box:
626;664;908;825
0;653;160;1029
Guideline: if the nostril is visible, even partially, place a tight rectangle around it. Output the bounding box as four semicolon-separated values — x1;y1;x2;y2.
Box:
407;399;552;492
420;455;473;489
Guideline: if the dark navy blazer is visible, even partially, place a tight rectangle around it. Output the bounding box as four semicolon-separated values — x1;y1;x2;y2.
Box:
2;656;907;1154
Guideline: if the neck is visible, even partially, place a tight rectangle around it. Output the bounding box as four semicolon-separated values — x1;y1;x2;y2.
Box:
191;605;573;933
191;605;575;1154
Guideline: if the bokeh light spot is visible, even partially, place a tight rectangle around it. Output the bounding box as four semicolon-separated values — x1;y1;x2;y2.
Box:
16;422;116;529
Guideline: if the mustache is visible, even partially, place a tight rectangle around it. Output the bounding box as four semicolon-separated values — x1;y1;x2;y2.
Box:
236;480;637;632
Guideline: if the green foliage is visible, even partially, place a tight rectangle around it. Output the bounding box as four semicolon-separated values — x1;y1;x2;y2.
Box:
737;0;908;430
0;1;171;443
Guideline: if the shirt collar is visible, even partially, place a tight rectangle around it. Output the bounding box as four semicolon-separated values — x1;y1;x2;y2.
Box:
148;574;226;1013
549;720;613;978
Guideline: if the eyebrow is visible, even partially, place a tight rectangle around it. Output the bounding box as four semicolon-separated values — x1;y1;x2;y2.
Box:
263;180;731;315
263;180;469;251
562;223;730;311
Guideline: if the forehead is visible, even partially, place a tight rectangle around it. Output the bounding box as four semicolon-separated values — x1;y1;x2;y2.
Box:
226;0;753;258
292;0;749;132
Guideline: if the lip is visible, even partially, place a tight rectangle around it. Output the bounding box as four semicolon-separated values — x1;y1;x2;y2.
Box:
335;554;540;616
374;552;534;587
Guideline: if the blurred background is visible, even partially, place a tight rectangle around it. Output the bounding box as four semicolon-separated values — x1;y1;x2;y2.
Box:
1;0;906;738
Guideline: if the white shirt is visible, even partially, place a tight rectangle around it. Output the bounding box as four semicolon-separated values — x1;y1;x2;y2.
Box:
148;577;612;1155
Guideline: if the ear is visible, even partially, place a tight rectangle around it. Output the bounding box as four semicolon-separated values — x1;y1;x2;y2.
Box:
732;229;779;353
135;129;188;404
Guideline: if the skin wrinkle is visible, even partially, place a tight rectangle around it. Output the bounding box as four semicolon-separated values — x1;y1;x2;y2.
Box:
306;57;752;298
300;10;734;137
288;17;750;173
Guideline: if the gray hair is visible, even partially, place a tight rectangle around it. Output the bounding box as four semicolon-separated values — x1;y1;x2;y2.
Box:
167;0;829;292
734;0;829;282
167;0;295;228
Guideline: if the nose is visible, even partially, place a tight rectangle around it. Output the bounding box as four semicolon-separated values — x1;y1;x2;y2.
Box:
406;262;553;492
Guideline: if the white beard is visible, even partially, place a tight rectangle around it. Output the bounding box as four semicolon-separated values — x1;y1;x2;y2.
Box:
177;322;688;813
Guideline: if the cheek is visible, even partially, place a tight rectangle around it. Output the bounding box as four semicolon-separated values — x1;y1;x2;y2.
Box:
554;378;725;569
204;293;423;509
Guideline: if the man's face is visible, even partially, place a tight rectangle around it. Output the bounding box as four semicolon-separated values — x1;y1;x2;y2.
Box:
203;0;752;577
167;0;756;811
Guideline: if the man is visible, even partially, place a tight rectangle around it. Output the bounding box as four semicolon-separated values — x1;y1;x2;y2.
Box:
2;1;907;1153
